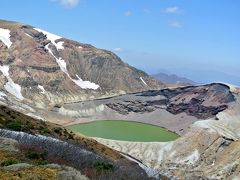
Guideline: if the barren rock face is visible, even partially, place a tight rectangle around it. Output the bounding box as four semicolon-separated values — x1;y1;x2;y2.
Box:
106;83;235;119
0;20;163;107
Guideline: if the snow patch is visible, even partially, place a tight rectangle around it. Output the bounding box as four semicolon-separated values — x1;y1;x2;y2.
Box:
73;75;99;90
140;77;148;86
78;46;83;49
34;28;64;50
38;85;46;94
26;113;45;121
4;80;23;100
24;33;32;38
57;58;67;73
46;45;99;90
35;28;100;89
0;65;9;77
45;44;67;73
35;28;100;90
0;65;24;100
0;28;12;48
4;80;24;100
0;91;6;100
56;41;64;50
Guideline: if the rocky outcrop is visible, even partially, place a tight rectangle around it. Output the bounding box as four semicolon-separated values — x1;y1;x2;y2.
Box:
1;163;90;180
106;83;235;119
0;20;163;107
0;137;89;180
106;101;156;115
166;99;228;119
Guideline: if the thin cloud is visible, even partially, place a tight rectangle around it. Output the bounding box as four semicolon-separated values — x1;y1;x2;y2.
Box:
168;21;182;28
164;6;180;14
124;11;132;17
143;9;151;14
113;48;124;52
52;0;79;8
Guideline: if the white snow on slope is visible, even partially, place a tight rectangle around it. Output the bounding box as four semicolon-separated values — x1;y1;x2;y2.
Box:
0;65;24;100
38;85;46;94
26;113;45;121
0;65;9;77
46;44;68;73
46;45;99;90
140;77;148;86
1;70;24;100
35;27;99;90
0;91;6;100
0;28;12;48
34;28;64;50
57;57;67;73
24;33;32;38
73;75;99;90
56;41;64;50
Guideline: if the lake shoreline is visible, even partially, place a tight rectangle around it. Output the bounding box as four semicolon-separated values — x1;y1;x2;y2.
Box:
67;120;179;142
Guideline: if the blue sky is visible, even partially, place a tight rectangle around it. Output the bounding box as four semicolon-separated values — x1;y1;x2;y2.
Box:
0;0;240;85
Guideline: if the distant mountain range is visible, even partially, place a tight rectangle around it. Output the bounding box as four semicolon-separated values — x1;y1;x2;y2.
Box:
151;72;196;85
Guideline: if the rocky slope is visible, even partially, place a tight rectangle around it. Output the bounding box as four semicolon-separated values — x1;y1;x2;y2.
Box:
107;83;233;119
0;20;163;108
0;137;89;180
0;105;155;179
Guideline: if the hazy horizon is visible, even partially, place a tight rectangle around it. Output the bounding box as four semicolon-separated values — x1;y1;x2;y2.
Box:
1;0;239;85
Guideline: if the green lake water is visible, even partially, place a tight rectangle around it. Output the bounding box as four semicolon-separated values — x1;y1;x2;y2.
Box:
68;120;179;142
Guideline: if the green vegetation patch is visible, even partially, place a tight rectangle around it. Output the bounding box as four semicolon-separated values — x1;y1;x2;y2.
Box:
36;160;48;166
6;120;24;131
25;149;47;160
68;120;179;142
6;120;34;132
94;161;113;172
1;159;21;166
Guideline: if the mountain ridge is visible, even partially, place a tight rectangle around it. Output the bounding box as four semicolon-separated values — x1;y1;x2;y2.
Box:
152;72;196;86
0;19;164;108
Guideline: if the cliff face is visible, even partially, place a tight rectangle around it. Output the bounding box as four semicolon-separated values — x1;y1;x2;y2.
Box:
0;20;163;107
107;83;234;119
